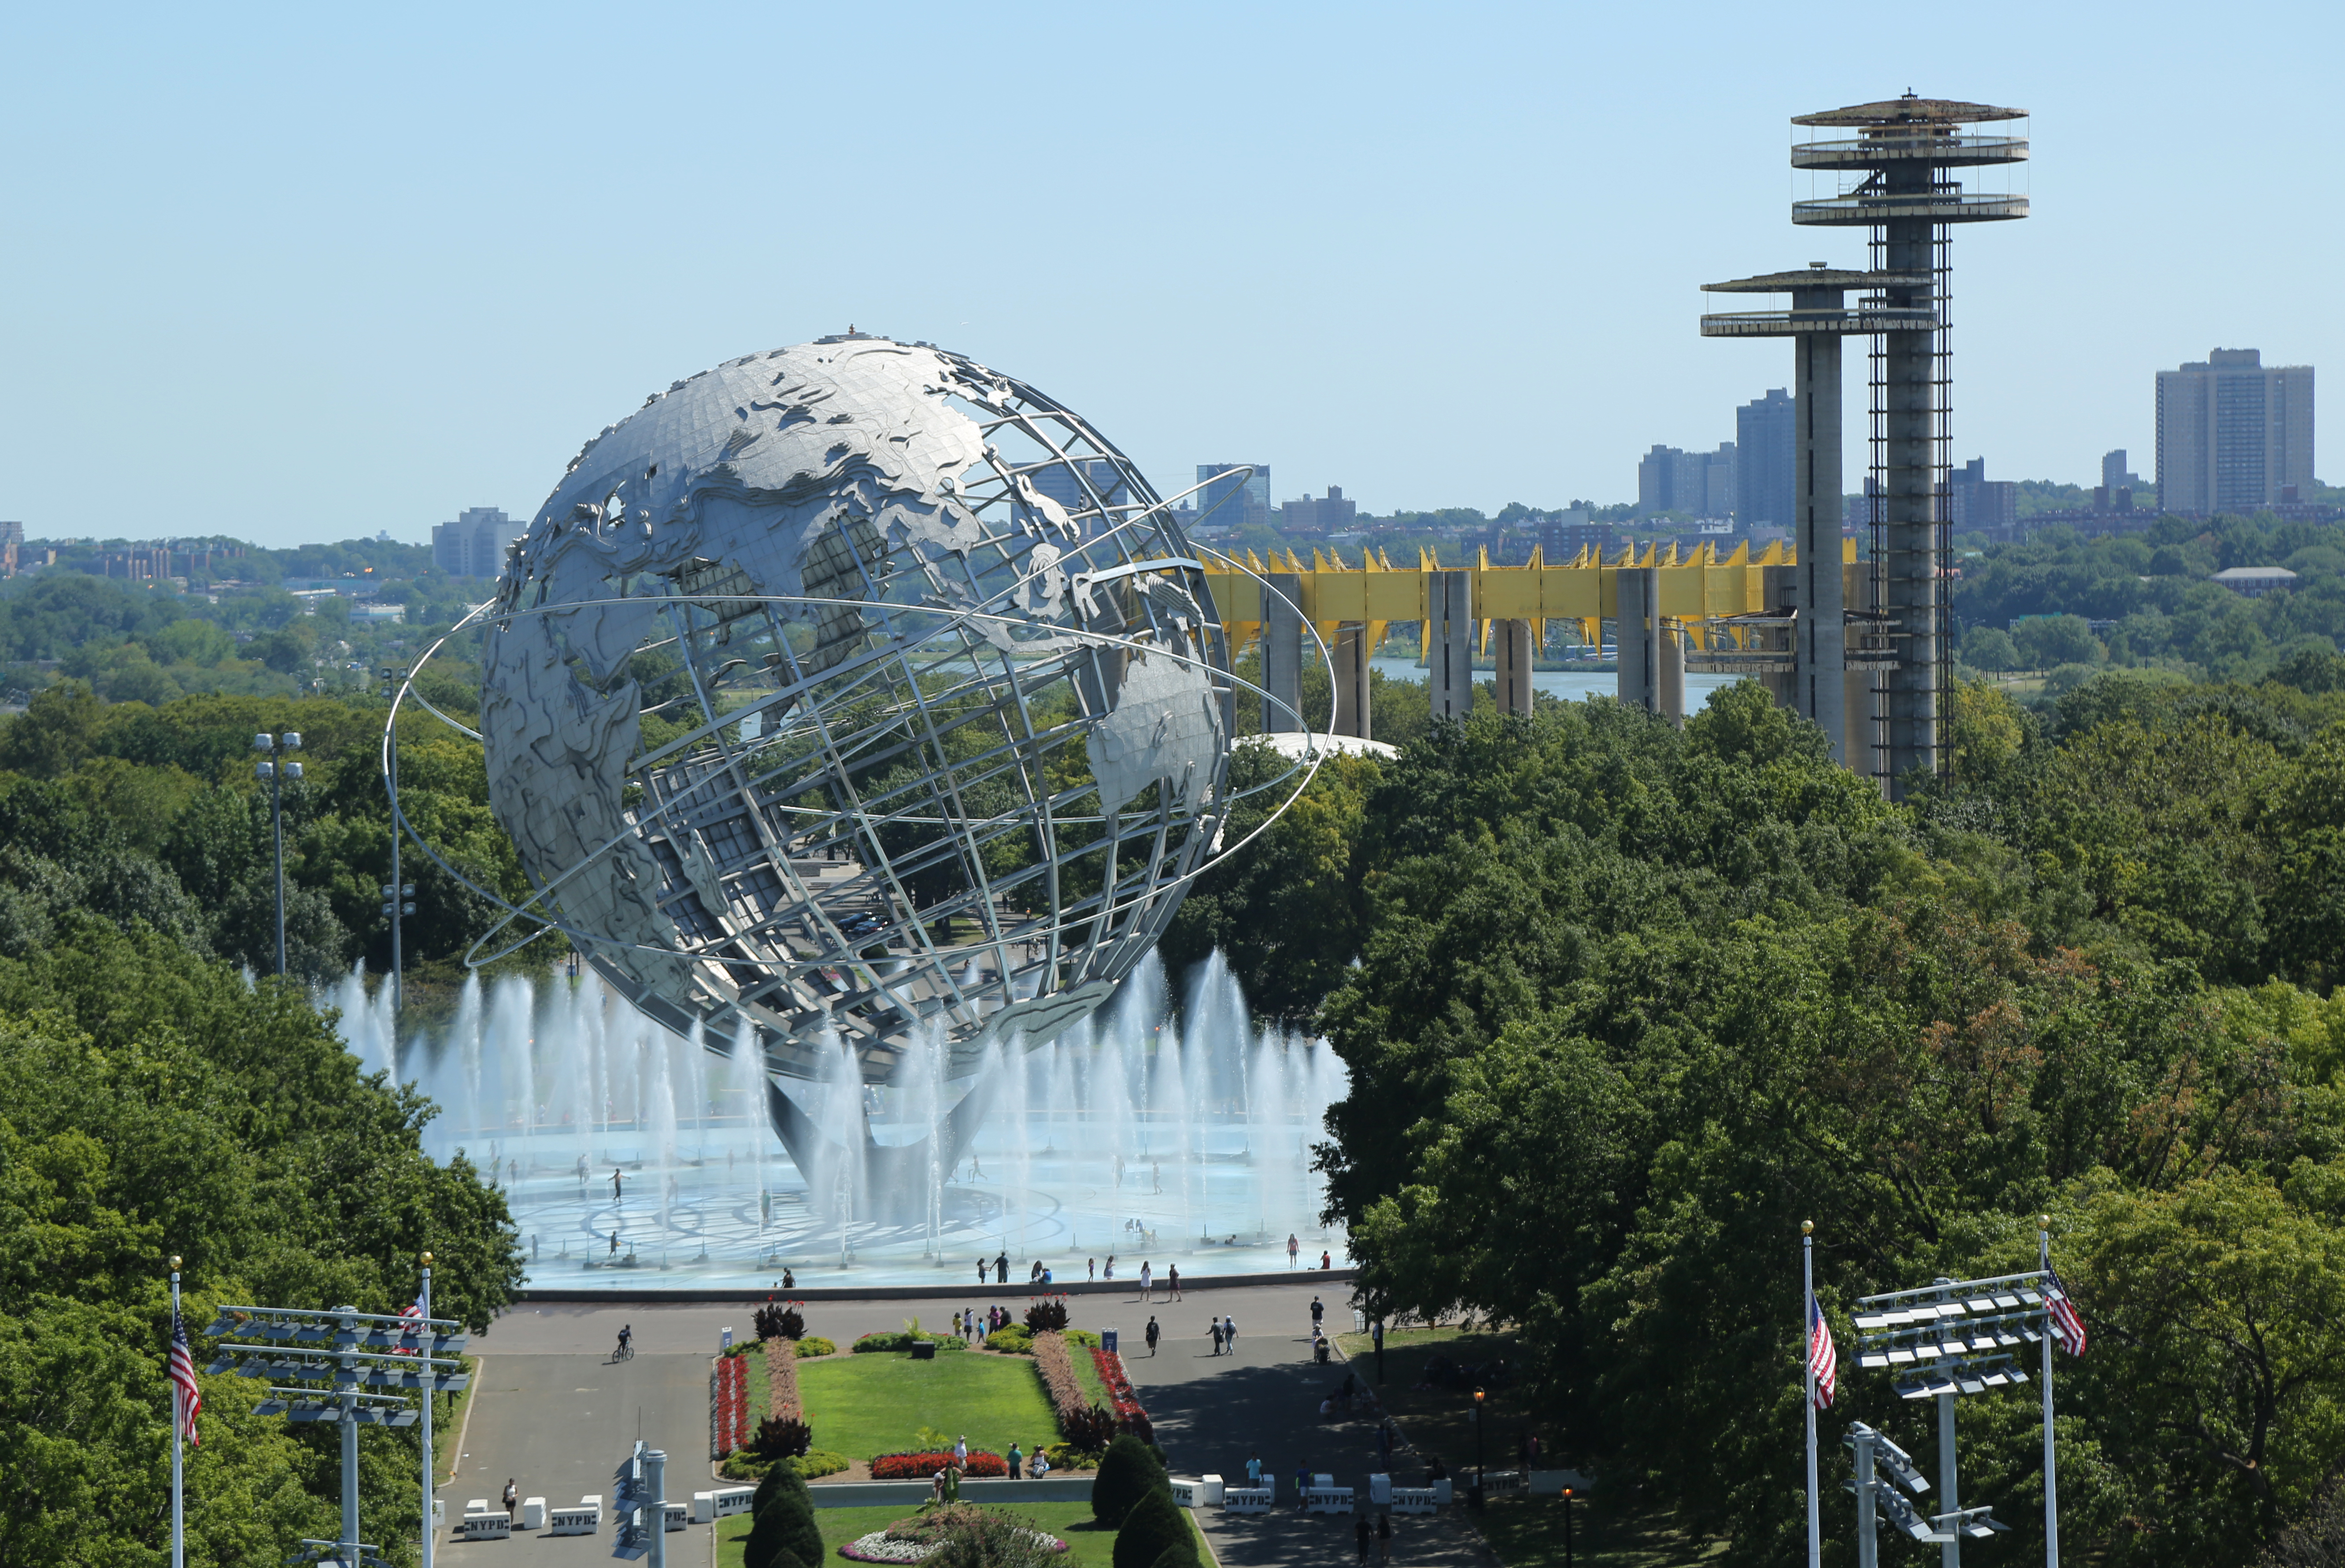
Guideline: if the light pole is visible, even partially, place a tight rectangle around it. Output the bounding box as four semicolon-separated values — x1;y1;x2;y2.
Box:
377;670;414;1017
419;1252;436;1568
1471;1387;1485;1510
1563;1484;1575;1566
252;731;303;976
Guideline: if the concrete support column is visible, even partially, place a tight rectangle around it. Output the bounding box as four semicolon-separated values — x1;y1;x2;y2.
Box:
1845;562;1885;792
1494;619;1535;718
1761;563;1798;710
1334;624;1372;739
1793;317;1848;762
1658;621;1685;728
1615;567;1680;721
1882;197;1938;796
1262;572;1304;734
1429;570;1476;721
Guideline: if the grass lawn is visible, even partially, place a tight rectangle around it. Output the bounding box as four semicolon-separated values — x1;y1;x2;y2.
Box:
798;1350;1058;1462
717;1501;1207;1567
1333;1328;1723;1568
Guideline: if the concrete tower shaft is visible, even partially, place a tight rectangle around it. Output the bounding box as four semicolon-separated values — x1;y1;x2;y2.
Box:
1790;94;2027;797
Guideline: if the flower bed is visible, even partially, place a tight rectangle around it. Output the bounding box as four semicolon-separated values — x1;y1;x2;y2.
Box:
711;1353;748;1458
766;1334;802;1421
868;1450;1007;1480
838;1506;1069;1561
1033;1331;1117;1451
1091;1346;1154;1445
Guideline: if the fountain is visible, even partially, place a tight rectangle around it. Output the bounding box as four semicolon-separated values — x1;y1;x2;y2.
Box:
325;950;1351;1290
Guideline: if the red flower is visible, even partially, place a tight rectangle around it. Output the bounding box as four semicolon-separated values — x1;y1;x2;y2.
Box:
869;1450;1008;1479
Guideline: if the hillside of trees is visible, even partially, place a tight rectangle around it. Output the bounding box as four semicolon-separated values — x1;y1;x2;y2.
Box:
1175;656;2345;1565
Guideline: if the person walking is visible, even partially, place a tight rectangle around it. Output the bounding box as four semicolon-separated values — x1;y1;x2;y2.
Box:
1006;1441;1023;1479
503;1479;518;1522
1224;1313;1238;1351
1246;1452;1263;1491
1167;1263;1180;1302
1287;1233;1299;1267
1355;1516;1372;1562
1295;1461;1311;1510
1146;1316;1160;1356
612;1167;624;1202
995;1250;1008;1283
1310;1294;1324;1333
1139;1260;1152;1301
1209;1318;1224;1356
1088;1257;1096;1281
977;1257;987;1285
1377;1513;1392;1562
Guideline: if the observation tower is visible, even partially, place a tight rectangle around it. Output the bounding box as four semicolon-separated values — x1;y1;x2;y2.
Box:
1766;94;2027;793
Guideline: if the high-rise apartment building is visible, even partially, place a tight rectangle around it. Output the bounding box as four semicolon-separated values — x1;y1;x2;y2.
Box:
1028;458;1128;533
2156;349;2315;514
1280;487;1358;535
1735;388;1797;531
1637;442;1736;519
1949;457;2018;536
1196;464;1271;531
432;506;525;578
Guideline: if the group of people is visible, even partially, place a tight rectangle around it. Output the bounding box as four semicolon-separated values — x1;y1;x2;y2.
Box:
1206;1313;1241;1354
951;1305;1018;1344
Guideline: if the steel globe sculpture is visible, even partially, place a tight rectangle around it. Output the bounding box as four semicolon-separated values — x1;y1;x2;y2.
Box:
402;333;1305;1190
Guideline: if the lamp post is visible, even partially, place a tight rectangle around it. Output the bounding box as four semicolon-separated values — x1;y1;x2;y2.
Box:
419;1251;435;1568
251;732;303;976
1563;1485;1575;1566
1472;1387;1485;1510
377;670;414;1017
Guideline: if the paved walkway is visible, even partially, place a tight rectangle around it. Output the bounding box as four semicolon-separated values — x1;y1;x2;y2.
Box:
1122;1290;1504;1568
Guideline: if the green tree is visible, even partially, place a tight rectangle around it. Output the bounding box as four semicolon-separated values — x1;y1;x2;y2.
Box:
1091;1433;1169;1526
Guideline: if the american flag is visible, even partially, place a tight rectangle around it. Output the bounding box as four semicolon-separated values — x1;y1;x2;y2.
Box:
167;1305;202;1447
2044;1269;2088;1357
394;1300;425;1356
1807;1291;1837;1409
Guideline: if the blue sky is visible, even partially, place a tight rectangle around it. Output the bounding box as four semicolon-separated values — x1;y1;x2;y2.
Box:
3;1;2338;546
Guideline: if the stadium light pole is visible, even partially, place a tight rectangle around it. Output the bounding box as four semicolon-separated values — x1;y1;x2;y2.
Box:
420;1252;436;1568
251;731;303;976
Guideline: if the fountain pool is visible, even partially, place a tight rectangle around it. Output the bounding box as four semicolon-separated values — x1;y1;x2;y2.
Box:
328;950;1352;1291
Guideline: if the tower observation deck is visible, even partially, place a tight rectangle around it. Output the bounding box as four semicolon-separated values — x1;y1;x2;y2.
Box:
1768;94;2027;795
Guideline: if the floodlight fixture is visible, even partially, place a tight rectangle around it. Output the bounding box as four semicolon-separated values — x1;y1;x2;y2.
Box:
202;1300;465;1568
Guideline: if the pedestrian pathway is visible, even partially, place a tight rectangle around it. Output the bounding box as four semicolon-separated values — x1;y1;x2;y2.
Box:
1122;1290;1504;1567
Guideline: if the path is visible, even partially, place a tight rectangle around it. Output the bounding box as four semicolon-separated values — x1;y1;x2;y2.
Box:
1121;1287;1505;1568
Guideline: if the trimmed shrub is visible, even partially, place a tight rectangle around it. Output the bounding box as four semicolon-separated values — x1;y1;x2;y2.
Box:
796;1335;836;1357
743;1462;821;1568
752;1415;811;1460
791;1449;850;1479
754;1302;806;1341
1148;1542;1202;1568
1092;1433;1169;1526
1025;1297;1070;1332
1111;1487;1190;1568
1060;1404;1116;1452
987;1326;1034;1354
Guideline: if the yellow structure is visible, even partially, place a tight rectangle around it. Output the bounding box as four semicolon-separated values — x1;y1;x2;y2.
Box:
1197;539;1864;662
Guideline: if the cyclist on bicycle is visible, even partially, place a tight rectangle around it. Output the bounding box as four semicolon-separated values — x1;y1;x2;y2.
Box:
616;1324;632;1359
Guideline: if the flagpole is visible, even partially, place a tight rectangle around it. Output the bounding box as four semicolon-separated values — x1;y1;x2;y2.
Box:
1803;1220;1819;1568
2041;1217;2058;1568
170;1254;185;1568
421;1252;436;1568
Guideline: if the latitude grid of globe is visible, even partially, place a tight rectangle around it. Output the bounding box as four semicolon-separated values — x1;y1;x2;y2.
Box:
479;334;1246;1092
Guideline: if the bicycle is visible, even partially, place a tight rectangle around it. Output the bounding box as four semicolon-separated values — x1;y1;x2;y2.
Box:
612;1340;636;1363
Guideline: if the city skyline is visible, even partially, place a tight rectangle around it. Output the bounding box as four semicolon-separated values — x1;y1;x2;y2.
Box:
2;2;2339;546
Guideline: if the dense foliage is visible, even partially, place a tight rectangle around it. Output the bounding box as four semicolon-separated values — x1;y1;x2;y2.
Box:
1954;513;2345;684
0;684;527;985
1196;671;2345;1565
0;925;521;1566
